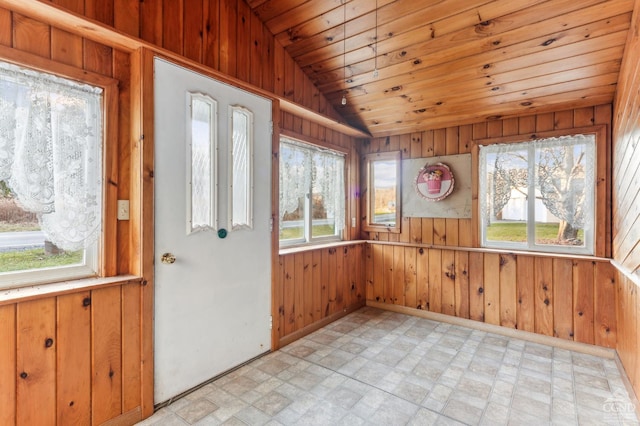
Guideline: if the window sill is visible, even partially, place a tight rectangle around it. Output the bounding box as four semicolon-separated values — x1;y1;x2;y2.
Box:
0;274;142;306
364;240;610;262
279;240;366;256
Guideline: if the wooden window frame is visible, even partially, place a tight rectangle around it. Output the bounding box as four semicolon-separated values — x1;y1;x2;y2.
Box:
0;45;119;284
362;150;402;234
472;125;608;258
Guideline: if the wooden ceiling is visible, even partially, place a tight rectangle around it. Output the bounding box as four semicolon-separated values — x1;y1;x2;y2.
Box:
248;0;634;137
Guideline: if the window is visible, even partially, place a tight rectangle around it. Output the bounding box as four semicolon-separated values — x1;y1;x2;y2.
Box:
363;151;401;233
0;60;104;288
479;134;595;254
279;137;345;246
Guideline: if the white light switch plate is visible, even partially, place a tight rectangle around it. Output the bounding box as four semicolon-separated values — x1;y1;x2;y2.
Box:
117;200;130;220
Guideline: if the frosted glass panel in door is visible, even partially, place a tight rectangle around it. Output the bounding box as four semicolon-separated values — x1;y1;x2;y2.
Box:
187;93;217;234
230;106;253;230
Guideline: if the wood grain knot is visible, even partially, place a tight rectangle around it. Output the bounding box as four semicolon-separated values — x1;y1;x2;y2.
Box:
20;372;28;379
45;338;54;348
83;297;91;307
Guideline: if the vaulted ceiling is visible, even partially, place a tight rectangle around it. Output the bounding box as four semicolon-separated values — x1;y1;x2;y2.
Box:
248;0;634;137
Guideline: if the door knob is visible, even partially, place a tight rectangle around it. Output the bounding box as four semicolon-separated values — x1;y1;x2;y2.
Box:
161;253;176;264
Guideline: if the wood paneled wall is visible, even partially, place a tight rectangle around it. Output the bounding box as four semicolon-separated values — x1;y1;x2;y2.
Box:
360;107;618;351
365;243;617;348
0;279;144;425
0;0;362;424
612;0;640;402
360;106;612;257
275;243;366;347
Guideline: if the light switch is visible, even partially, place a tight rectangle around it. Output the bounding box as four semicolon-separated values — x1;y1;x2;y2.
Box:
117;200;130;220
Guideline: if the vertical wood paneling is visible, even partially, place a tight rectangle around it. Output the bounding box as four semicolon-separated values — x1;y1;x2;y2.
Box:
469;251;484;322
113;0;139;36
283;254;295;335
535;257;554;336
553;259;574;340
183;0;203;62
594;262;616;348
499;254;517;328
56;292;91;425
203;0;220;70
0;7;12;46
573;260;595;345
483;253;500;325
336;247;345;310
441;250;456;315
382;245;393;303
236;0;250;83
303;251;314;327
162;0;183;55
416;248;429;310
404;247;417;309
13;14;50;58
139;0;162;46
294;252;304;329
312;250;322;322
393;246;405;305
0;304;16;426
429;249;442;313
516;256;535;332
454;251;469;318
16;299;56;426
121;282;142;412
91;286;123;424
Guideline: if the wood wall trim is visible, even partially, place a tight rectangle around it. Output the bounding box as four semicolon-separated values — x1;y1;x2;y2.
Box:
0;276;141;306
0;0;368;139
366;241;612;263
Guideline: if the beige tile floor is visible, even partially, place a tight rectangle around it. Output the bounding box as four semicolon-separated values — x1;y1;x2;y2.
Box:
138;307;639;426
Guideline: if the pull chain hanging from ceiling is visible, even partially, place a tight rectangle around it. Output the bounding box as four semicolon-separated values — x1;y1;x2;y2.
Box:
341;0;347;105
373;0;379;78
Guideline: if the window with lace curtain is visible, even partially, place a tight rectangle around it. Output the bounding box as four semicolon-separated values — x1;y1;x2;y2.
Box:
479;134;596;255
0;60;103;288
279;137;345;246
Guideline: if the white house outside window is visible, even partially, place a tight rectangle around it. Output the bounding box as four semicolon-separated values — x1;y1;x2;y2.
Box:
279;137;345;246
0;60;103;288
479;134;595;255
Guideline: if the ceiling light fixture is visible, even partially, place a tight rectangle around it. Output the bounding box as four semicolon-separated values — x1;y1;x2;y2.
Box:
341;0;347;106
373;0;379;78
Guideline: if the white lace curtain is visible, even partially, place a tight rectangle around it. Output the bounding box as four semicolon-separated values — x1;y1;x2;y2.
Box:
0;61;103;251
480;134;595;229
279;137;345;232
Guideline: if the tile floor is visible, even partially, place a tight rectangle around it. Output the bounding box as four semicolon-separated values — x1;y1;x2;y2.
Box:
138;307;639;426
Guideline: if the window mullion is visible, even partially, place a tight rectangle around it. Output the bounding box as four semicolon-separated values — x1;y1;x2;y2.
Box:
304;186;312;243
527;144;536;249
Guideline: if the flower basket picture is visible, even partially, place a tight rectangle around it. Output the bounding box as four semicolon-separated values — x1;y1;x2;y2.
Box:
415;163;455;201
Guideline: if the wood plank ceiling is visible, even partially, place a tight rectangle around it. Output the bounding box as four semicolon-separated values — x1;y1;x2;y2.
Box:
248;0;635;137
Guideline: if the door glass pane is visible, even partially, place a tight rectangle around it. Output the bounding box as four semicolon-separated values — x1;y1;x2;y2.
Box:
188;93;217;233
230;106;252;230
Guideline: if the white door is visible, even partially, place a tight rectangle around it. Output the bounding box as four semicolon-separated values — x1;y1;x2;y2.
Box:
153;58;272;404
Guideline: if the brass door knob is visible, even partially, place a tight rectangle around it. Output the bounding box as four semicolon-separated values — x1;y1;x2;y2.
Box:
161;253;176;264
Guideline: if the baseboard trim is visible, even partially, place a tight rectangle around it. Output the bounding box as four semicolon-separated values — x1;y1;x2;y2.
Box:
277;302;366;349
101;407;142;426
366;301;616;359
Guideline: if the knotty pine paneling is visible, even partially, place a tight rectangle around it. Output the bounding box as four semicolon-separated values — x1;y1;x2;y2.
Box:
0;279;143;426
276;244;365;346
617;271;640;397
612;0;640;402
367;243;617;348
361;106;612;258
